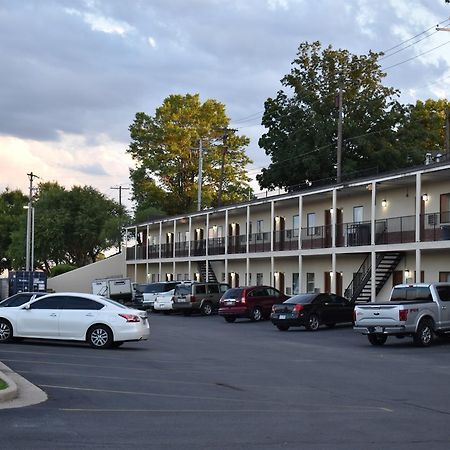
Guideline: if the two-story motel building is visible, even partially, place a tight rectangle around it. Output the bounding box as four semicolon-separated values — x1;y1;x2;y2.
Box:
124;159;450;302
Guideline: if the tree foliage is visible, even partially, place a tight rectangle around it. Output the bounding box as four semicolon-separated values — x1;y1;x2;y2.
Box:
127;94;253;216
5;183;129;272
396;99;450;160
0;189;28;273
257;41;406;190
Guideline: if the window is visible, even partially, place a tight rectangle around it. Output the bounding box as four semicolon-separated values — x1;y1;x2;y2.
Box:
256;220;264;240
184;273;190;281
436;286;450;302
217;226;223;238
266;288;280;297
256;273;263;286
307;213;316;236
208;227;216;239
293;215;299;237
439;272;450;282
177;232;183;243
195;285;206;295
207;284;219;294
220;284;229;293
292;273;300;295
62;296;104;310
177;274;183;281
30;297;64;309
246;221;253;235
306;273;315;293
353;206;363;223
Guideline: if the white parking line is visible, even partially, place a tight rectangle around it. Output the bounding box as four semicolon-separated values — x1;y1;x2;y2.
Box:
59;407;393;413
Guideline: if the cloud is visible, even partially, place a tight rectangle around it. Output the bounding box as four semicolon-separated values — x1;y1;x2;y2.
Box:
0;0;449;203
64;7;134;36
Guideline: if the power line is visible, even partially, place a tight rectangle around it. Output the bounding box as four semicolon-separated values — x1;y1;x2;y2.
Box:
382;39;450;70
381;16;450;55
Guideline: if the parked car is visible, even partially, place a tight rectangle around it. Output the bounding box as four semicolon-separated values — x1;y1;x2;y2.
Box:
172;282;229;316
134;282;180;310
354;283;450;347
0;292;150;349
153;289;176;314
219;286;288;322
271;292;354;331
0;292;46;308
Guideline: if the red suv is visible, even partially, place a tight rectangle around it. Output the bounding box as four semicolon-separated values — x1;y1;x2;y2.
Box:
218;286;288;322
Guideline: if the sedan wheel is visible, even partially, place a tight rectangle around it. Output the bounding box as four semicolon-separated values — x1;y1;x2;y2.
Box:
88;325;113;349
306;314;320;331
0;320;13;343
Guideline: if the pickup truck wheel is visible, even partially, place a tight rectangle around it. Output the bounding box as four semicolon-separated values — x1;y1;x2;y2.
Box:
306;314;320;331
200;301;213;316
413;320;434;347
368;334;387;346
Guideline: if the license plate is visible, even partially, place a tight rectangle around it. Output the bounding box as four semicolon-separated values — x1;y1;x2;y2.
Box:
279;314;286;320
374;326;383;333
178;298;187;303
225;300;235;305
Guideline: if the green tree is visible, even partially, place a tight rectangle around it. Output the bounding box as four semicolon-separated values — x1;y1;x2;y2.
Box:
257;41;404;190
127;93;253;216
0;189;28;273
396;99;450;161
7;183;130;272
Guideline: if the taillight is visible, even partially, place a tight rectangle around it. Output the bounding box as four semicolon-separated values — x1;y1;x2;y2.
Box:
119;313;140;323
190;295;196;303
293;304;304;312
399;309;408;321
240;296;246;304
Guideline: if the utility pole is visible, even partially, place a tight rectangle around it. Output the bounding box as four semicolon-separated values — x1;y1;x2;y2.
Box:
446;106;450;155
111;185;130;208
111;185;130;253
336;87;343;183
197;138;203;211
25;172;39;272
217;128;237;208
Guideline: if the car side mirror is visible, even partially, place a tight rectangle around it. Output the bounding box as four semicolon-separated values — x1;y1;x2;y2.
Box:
23;303;31;310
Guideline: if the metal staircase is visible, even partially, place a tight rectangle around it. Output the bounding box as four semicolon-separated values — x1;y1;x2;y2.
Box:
198;261;218;283
344;252;403;302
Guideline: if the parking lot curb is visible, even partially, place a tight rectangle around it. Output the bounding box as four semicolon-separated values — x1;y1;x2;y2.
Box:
0;368;18;403
0;362;47;409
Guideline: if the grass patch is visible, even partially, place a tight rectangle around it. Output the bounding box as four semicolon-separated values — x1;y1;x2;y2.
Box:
0;378;8;390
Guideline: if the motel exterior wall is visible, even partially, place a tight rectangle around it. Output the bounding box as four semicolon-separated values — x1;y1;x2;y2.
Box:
124;162;450;302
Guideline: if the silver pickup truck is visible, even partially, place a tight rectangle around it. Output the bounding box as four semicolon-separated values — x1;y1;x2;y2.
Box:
354;283;450;347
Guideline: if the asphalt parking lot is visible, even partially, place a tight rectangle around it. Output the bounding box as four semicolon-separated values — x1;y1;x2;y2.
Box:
1;313;450;450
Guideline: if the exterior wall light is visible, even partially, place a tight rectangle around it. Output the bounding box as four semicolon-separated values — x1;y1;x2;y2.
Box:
422;194;429;202
381;199;387;208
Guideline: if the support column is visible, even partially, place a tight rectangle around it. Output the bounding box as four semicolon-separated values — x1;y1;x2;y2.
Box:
371;251;376;302
332;189;337;248
173;220;176;279
246;258;250;285
371;181;376;245
246;205;250;254
331;253;336;293
415;173;421;242
270;201;275;252
416;248;421;283
225;210;229;255
298;196;303;250
298;254;303;293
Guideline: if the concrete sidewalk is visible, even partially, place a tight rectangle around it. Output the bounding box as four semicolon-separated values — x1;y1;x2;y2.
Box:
0;362;47;409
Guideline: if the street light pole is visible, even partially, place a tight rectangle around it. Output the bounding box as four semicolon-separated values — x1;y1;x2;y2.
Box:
25;172;39;272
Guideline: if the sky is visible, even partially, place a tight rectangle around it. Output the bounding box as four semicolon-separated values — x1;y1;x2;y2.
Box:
0;0;449;212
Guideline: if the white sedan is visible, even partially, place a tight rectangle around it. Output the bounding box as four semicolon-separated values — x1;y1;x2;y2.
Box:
0;292;150;349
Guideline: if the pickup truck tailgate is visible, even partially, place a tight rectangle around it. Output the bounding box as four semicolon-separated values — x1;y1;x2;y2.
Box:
355;304;400;326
